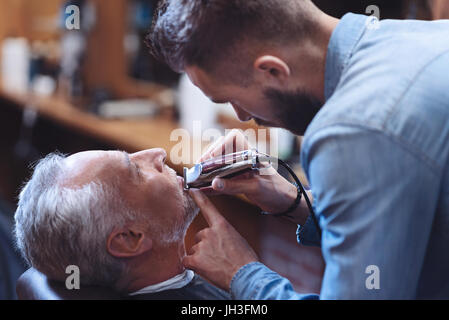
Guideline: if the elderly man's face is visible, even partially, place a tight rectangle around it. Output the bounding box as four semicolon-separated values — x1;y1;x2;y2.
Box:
62;148;194;240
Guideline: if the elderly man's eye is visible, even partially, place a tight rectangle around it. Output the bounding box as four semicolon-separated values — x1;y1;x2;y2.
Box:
134;163;142;177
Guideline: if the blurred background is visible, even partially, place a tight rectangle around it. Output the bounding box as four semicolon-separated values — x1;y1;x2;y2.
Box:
0;0;447;300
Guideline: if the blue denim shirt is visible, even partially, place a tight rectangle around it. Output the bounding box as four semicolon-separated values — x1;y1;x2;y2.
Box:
231;13;449;299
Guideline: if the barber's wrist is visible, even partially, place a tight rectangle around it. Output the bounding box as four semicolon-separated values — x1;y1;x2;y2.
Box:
286;181;298;205
291;201;309;226
262;182;309;225
262;184;300;217
273;180;298;213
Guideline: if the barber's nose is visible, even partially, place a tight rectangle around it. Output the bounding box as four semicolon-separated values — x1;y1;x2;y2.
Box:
231;103;252;122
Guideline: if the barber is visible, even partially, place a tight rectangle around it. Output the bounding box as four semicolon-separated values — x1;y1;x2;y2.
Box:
147;0;449;299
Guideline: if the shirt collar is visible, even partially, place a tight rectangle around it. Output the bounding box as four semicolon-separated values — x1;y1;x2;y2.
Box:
324;13;370;101
128;269;195;296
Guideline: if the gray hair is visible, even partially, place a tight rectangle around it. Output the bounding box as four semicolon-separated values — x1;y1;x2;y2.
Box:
14;153;136;288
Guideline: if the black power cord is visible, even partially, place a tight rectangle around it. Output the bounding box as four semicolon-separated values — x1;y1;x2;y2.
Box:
257;152;322;238
277;158;322;238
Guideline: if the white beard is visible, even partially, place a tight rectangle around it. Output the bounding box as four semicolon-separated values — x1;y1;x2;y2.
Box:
158;191;199;246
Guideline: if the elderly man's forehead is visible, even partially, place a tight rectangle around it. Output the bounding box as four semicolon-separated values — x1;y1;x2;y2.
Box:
61;150;126;187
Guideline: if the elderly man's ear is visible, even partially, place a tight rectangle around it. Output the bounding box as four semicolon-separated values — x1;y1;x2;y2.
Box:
107;227;153;258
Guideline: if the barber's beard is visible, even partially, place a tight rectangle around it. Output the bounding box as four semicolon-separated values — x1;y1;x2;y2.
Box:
256;88;323;136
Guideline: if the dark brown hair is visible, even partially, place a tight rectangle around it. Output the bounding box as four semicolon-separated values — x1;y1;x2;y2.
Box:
146;0;317;77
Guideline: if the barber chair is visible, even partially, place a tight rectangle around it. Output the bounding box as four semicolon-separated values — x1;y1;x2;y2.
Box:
0;200;26;299
16;268;121;300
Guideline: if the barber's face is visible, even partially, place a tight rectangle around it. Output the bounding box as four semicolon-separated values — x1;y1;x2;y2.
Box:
64;149;197;238
186;66;322;135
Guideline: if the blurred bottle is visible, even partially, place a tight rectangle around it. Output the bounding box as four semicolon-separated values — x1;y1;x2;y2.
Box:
178;73;219;139
58;0;96;102
1;38;30;94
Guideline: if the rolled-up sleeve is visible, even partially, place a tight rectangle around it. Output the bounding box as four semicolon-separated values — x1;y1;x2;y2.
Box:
296;213;321;247
230;262;318;300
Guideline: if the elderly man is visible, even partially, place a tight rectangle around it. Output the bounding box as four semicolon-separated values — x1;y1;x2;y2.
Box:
14;148;231;300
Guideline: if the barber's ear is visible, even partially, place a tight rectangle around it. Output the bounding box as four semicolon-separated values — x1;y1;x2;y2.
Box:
107;227;152;258
254;55;291;84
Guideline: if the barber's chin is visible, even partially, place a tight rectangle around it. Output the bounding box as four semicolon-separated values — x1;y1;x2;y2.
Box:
255;118;310;135
254;117;279;128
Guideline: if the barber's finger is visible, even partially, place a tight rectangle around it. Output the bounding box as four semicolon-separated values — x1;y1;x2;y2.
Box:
210;130;249;159
182;254;198;271
194;229;209;243
198;136;225;163
211;177;258;195
204;130;249;162
190;242;201;254
199;186;222;196
189;189;225;227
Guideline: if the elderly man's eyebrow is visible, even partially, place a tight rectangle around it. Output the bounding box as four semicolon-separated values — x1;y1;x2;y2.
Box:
122;151;142;179
121;151;132;172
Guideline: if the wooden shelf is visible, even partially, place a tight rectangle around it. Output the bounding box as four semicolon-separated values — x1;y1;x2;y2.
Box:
0;83;189;171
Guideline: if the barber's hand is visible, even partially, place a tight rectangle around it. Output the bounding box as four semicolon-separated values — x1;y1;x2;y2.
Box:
199;129;309;224
183;189;259;291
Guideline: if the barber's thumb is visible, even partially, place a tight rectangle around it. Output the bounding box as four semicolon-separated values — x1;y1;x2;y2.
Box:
212;178;226;191
182;255;197;271
212;177;249;194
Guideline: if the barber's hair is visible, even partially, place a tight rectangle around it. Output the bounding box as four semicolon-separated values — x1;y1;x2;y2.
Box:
14;153;136;288
147;0;318;79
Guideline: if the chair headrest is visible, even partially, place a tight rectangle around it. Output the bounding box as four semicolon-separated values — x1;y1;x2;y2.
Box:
16;268;121;300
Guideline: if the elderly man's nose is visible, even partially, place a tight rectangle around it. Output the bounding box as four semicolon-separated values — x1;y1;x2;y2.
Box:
131;148;167;165
132;148;166;158
148;148;166;157
131;149;166;172
148;148;167;169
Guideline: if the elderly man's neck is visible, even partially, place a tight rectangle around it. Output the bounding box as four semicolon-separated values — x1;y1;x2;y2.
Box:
120;241;187;293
